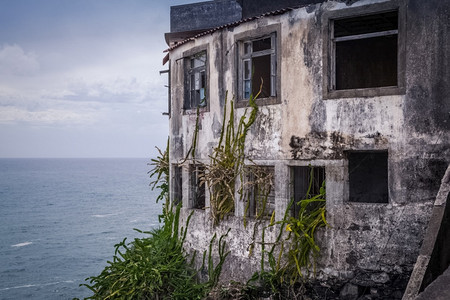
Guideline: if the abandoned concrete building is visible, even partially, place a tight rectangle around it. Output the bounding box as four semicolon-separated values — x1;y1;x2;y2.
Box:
162;0;450;298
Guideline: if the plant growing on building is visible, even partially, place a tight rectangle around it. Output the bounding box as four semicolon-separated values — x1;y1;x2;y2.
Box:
284;176;327;282
249;167;328;293
202;90;259;225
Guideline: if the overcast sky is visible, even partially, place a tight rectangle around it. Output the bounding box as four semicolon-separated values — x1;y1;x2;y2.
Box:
0;0;199;158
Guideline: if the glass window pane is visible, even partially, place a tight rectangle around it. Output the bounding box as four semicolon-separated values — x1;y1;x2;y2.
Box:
244;60;251;80
194;72;200;90
190;74;195;91
244;80;251;99
253;37;271;52
199;88;206;107
192;52;206;68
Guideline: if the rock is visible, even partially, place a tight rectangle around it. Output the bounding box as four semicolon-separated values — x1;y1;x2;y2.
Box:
340;283;360;300
370;287;379;296
391;290;403;299
370;272;390;284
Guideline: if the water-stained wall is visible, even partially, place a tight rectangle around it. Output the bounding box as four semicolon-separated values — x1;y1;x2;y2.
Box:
166;0;450;291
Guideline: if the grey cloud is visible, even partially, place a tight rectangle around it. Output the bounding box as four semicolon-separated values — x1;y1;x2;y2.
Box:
0;44;40;76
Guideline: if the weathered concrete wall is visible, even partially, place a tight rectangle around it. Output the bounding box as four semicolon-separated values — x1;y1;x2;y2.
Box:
167;0;450;294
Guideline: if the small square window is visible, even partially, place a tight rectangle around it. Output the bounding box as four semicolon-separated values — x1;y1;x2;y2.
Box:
184;51;207;110
245;166;275;218
292;166;326;218
190;164;205;209
239;34;276;100
332;11;398;90
348;151;388;203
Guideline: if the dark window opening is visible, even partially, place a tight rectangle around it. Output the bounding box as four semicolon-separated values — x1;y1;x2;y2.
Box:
185;51;207;109
241;34;276;100
190;164;205;209
173;165;182;206
246;166;275;218
348;151;388;203
333;11;398;90
292;166;326;218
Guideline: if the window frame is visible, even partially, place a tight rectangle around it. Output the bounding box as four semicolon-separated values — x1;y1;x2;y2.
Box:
171;164;183;206
244;165;275;218
322;1;406;99
183;45;209;113
235;24;281;108
189;164;206;210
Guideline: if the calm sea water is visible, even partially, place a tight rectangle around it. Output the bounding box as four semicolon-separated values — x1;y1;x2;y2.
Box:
0;158;162;300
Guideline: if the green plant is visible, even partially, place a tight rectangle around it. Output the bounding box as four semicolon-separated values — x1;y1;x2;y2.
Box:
81;138;233;299
248;167;328;292
148;139;170;218
81;206;206;300
202;89;259;225
284;168;327;281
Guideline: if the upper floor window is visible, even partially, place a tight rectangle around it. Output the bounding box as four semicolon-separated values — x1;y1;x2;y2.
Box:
240;34;276;100
323;3;405;98
235;24;280;107
333;11;398;90
184;51;207;110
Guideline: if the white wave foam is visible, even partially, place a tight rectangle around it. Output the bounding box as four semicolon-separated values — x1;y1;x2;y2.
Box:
11;242;32;247
92;213;117;218
0;280;74;291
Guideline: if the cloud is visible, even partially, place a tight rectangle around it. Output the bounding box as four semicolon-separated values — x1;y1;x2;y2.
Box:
0;106;97;125
0;44;40;76
61;76;150;104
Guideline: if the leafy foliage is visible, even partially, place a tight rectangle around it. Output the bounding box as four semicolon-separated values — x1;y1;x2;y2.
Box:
81;206;207;300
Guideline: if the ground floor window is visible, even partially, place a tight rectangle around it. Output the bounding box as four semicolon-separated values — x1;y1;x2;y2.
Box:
172;165;182;206
190;164;205;209
292;166;326;217
245;165;275;218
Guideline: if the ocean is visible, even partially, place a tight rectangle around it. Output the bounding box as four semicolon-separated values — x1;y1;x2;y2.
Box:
0;158;162;300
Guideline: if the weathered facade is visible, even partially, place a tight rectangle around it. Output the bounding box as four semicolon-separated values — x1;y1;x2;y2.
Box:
164;0;450;296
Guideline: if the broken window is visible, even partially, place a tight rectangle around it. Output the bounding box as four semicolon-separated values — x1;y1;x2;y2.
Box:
292;166;326;218
239;33;276;100
190;164;205;209
348;151;388;203
332;11;398;90
245;166;275;218
172;165;182;206
185;51;207;109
